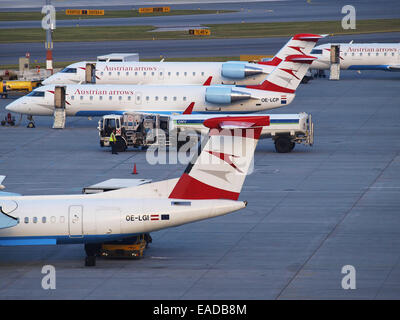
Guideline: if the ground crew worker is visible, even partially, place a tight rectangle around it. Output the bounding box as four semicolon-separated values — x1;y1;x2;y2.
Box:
110;129;118;154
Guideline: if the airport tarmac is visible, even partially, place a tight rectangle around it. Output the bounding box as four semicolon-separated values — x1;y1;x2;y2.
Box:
1;0;399;29
1;32;400;65
0;70;399;299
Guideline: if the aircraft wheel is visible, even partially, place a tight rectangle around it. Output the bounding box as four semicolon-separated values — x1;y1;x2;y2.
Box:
274;137;292;153
85;256;96;267
27;122;35;128
84;243;101;256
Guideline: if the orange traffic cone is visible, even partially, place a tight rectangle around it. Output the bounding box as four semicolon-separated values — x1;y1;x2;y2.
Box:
132;163;138;174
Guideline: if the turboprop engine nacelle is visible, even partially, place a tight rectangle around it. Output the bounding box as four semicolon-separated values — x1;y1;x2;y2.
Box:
205;86;251;104
221;62;264;79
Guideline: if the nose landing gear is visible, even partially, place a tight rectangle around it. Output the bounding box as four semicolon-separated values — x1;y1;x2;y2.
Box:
27;115;35;128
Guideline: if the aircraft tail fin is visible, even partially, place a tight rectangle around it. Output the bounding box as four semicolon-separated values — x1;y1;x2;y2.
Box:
259;33;326;66
247;54;317;93
168;116;269;200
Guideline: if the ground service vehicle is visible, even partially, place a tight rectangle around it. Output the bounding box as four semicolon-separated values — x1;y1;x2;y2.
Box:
1;80;41;98
98;112;314;153
100;234;148;259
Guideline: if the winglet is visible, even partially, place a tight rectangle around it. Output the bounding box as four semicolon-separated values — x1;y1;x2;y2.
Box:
203;76;212;86
0;176;5;190
183;102;195;115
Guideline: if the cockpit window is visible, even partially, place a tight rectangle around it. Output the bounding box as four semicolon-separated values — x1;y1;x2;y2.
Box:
61;67;77;73
310;49;323;55
27;91;45;97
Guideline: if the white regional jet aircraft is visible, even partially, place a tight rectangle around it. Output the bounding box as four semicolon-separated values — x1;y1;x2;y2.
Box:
0;115;268;266
309;43;400;71
42;33;325;86
6;54;317;117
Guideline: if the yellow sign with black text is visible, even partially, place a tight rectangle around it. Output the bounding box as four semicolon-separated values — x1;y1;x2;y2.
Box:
65;9;104;16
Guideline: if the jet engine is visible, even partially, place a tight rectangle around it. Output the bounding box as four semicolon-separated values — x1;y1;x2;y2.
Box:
205;86;251;104
221;62;264;79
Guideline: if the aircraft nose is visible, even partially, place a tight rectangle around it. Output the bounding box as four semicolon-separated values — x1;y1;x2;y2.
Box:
5;99;26;114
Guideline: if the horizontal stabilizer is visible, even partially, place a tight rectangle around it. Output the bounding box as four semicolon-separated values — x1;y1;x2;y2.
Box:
203;116;270;129
292;33;327;42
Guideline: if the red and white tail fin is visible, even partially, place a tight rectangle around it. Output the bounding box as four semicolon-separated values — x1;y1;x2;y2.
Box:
259;33;326;67
169;116;270;200
247;54;317;93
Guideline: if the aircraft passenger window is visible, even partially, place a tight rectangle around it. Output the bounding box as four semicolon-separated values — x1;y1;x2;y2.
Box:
117;72;120;76
33;217;38;224
135;72;138;76
392;53;395;56
368;53;371;56
184;72;187;76
376;53;379;56
146;96;149;101
50;216;56;223
176;72;179;76
109;96;112;100
144;72;147;76
128;96;131;101
344;53;347;56
119;96;122;101
80;96;83;100
99;96;103;100
151;72;155;76
155;96;159;101
71;96;74;100
183;97;187;101
168;72;171;76
193;72;196;76
173;96;177;101
384;52;387;56
160;72;163;76
24;217;29;224
360;53;362;56
164;96;167;101
108;72;111;76
100;72;104;76
42;217;46;223
90;96;93;100
126;72;129;76
201;72;204;76
60;216;65;223
352;53;354;56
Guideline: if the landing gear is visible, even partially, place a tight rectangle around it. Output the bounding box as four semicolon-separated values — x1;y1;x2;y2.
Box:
274;136;295;153
84;243;101;267
27;115;35;128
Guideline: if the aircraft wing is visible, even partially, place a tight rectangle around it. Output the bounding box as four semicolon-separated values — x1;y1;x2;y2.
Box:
0;200;19;229
0;176;21;197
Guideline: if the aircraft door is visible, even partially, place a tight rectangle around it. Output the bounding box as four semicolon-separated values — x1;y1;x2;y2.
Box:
85;63;96;83
69;205;83;237
54;86;66;109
